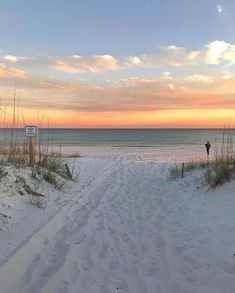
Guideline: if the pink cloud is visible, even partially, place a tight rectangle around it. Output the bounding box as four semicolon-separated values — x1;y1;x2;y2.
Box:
0;63;26;79
54;54;119;73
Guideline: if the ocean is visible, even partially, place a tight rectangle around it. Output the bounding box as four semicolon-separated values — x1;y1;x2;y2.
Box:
1;128;233;148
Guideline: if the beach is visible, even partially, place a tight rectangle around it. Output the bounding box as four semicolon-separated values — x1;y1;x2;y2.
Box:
0;146;234;292
1;0;235;290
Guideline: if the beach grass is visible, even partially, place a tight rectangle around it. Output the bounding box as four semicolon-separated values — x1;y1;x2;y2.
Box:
0;90;80;210
169;159;208;180
169;128;235;188
204;128;235;187
169;163;182;180
0;133;78;197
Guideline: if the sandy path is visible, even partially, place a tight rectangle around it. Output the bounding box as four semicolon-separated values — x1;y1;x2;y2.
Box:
0;156;235;292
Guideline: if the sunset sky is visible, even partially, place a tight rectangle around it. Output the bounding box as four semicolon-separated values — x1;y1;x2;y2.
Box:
1;0;235;127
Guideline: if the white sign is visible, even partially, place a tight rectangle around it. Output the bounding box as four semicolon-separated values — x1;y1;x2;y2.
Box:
25;125;37;138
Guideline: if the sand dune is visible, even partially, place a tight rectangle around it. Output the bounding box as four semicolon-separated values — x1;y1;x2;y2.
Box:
0;149;234;292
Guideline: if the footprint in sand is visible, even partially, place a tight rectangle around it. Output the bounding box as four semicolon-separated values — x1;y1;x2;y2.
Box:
54;280;69;293
81;255;93;271
67;232;86;245
220;260;235;275
141;242;150;253
98;243;109;259
108;257;119;270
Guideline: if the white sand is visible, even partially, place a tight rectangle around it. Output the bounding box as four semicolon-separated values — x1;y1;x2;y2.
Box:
0;147;235;292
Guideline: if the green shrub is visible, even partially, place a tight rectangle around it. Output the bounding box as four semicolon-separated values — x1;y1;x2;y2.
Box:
42;169;65;190
169;163;181;180
205;157;232;187
185;160;198;171
204;127;235;187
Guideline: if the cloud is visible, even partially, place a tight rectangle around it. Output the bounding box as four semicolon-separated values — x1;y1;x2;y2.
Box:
38;79;75;92
0;63;26;79
2;41;235;128
2;40;235;77
54;54;119;73
135;41;235;68
134;45;188;68
1;72;235;117
163;46;187;67
216;4;223;14
188;51;200;61
158;41;235;66
125;56;144;67
4;55;34;63
138;41;235;68
204;41;229;64
124;41;235;69
161;41;235;66
168;83;175;90
162;72;172;80
4;55;18;62
53;60;78;73
185;74;214;83
198;41;235;65
204;41;231;64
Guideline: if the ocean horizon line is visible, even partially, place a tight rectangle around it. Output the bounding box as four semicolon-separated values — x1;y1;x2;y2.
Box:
0;127;231;130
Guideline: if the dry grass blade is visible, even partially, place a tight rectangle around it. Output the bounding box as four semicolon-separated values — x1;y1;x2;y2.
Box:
23;185;45;197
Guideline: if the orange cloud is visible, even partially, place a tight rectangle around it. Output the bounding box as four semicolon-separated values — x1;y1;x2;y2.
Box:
1;75;235;115
0;53;235;128
0;63;26;79
38;79;74;91
54;54;119;73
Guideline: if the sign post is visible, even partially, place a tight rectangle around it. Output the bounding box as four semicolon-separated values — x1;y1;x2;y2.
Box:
25;125;37;166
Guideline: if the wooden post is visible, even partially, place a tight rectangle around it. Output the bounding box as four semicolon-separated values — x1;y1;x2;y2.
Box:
25;125;37;166
29;138;35;166
181;162;184;178
65;163;73;180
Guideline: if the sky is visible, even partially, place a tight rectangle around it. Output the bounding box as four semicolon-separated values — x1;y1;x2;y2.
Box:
0;0;235;127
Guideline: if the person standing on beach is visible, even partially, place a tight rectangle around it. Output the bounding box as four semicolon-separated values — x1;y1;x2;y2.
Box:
205;141;211;156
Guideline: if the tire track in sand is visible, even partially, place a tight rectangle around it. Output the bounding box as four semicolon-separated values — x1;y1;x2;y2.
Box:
0;156;193;293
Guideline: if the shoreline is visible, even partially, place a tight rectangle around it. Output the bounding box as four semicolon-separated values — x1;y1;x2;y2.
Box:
58;145;209;163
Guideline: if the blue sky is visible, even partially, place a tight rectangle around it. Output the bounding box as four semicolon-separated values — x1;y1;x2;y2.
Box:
1;0;234;56
0;0;235;127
